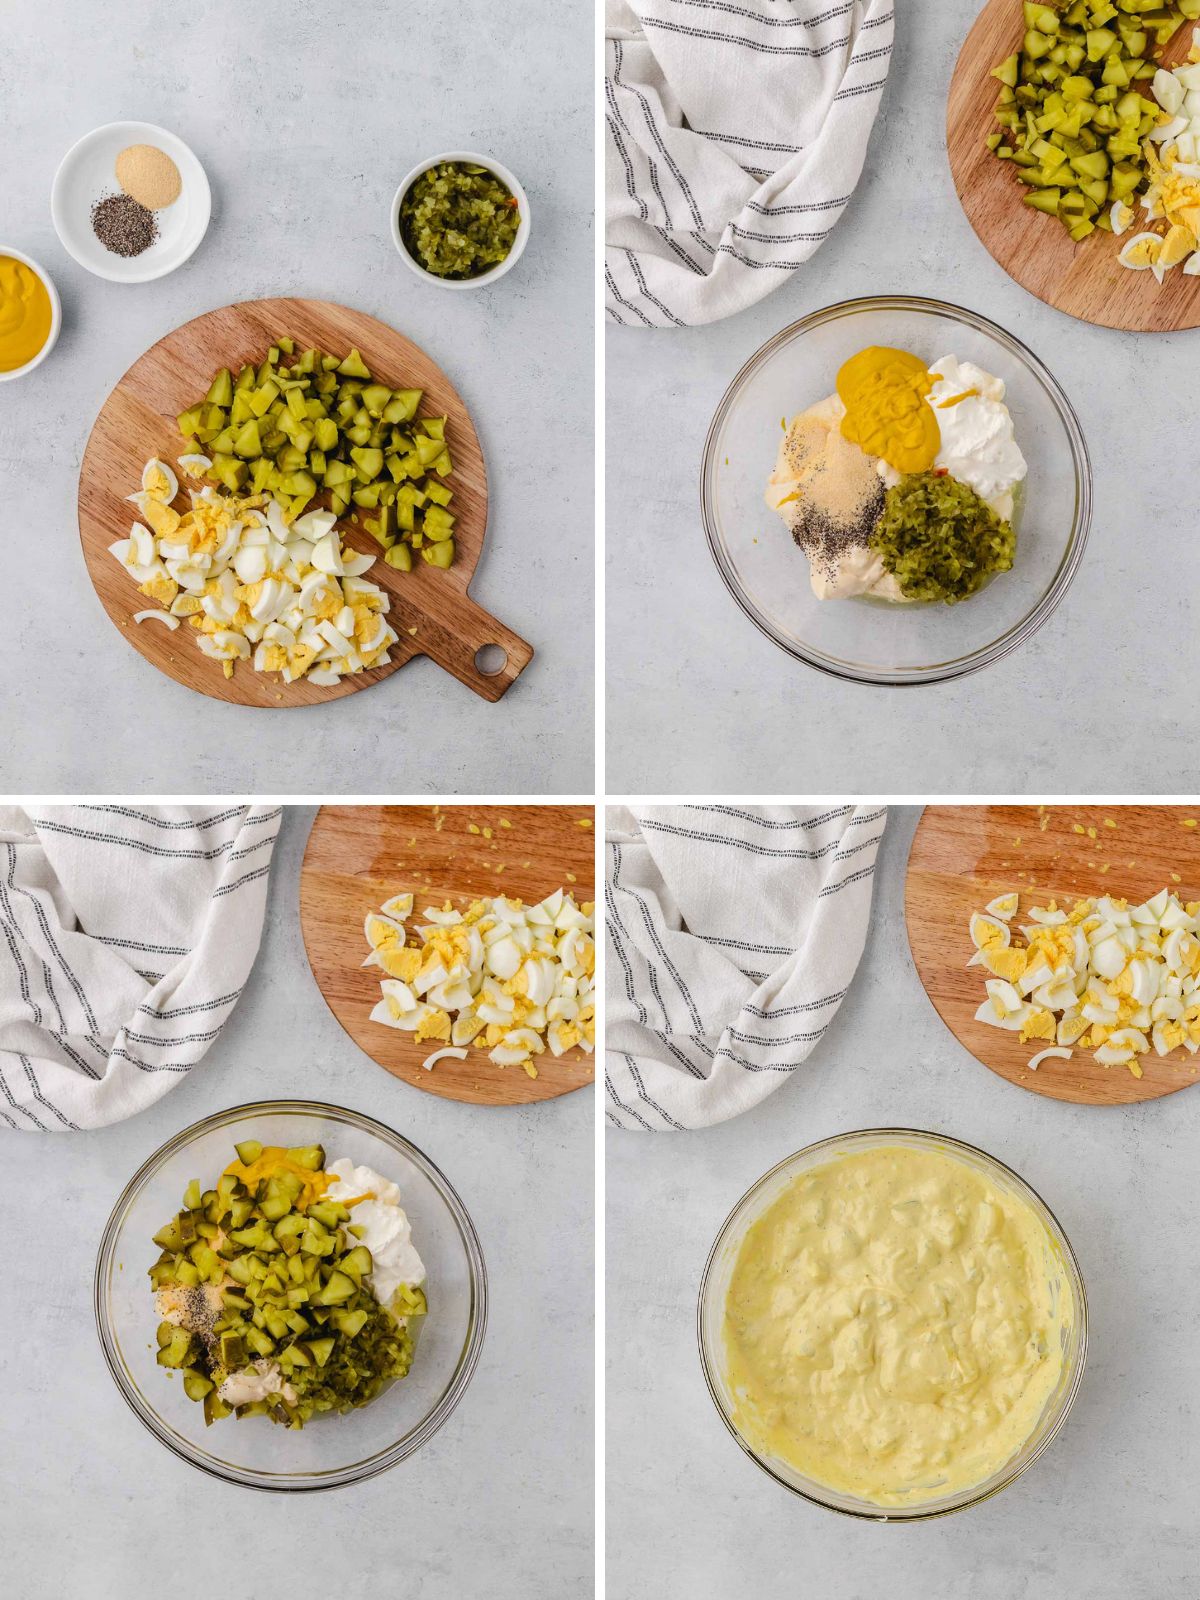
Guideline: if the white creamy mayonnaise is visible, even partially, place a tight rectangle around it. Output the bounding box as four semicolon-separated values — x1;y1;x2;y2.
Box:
219;1360;297;1408
325;1158;426;1311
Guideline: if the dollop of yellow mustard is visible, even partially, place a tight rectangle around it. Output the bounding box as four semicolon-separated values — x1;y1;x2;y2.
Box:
0;256;52;372
837;346;939;474
223;1146;331;1210
723;1144;1070;1507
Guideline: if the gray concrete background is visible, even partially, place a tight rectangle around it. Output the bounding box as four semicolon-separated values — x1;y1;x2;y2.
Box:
607;806;1200;1599
0;808;594;1599
0;0;593;794
606;0;1193;793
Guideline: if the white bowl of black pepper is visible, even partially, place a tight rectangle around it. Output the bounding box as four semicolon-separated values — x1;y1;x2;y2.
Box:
50;120;211;284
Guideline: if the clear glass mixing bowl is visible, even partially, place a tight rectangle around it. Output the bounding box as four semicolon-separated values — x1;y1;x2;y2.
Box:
701;296;1091;685
697;1128;1088;1520
95;1100;487;1491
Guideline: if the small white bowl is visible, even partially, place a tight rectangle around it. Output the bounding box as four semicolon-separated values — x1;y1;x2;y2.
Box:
51;120;211;284
390;151;530;291
0;246;61;382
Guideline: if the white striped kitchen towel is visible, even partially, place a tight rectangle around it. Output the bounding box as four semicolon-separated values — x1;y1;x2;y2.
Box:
606;803;885;1130
0;804;280;1133
605;0;894;327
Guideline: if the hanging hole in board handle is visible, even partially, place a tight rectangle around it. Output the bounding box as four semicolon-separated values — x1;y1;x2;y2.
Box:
475;643;508;677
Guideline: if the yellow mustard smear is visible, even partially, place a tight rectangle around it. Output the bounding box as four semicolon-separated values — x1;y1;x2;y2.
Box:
223;1145;331;1210
0;256;52;372
836;346;939;475
723;1143;1070;1507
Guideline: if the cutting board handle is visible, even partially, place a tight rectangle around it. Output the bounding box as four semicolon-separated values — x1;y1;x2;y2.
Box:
409;587;534;702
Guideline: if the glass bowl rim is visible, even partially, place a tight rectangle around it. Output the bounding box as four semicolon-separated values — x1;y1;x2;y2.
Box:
695;1124;1089;1522
699;293;1093;687
94;1096;488;1494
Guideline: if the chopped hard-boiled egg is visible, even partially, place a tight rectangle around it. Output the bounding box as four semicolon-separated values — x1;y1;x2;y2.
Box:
1110;199;1135;237
970;887;1200;1079
110;455;398;686
1118;49;1200;283
364;888;596;1077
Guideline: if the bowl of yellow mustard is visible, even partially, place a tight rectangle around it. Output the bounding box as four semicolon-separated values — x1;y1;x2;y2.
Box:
698;1128;1087;1520
0;247;61;381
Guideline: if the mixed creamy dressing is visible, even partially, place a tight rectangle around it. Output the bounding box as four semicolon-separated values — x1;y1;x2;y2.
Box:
766;354;1027;603
723;1144;1070;1507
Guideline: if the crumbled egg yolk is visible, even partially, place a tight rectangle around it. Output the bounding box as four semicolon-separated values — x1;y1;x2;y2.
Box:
363;888;596;1077
971;886;1200;1077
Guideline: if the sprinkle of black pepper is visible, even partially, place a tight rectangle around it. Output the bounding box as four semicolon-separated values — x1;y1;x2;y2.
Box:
787;475;886;584
91;192;158;258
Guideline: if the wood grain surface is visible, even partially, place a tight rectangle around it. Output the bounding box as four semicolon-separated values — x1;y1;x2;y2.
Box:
300;804;596;1107
948;0;1200;331
78;297;533;706
906;804;1200;1105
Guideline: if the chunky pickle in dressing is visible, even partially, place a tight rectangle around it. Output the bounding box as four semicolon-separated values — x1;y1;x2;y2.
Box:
723;1144;1070;1507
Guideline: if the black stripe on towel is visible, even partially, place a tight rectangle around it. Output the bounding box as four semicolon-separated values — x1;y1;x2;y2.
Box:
727;1024;829;1047
640;818;840;860
605;1070;653;1129
613;38;705;228
612;842;704;1033
0;1060;44;1129
665;0;854;27
687;804;852;831
818;864;876;898
122;1024;224;1048
82;805;248;831
212;863;273;899
744;988;847;1019
641;17;853;57
30;820;238;861
6;843;99;1036
625;1054;684;1129
696;933;794;956
20;1055;77;1129
138;988;242;1021
94;935;190;956
730;221;837;244
606;264;654;327
607;108;650;222
605;895;650;1028
625;248;683;326
746;195;849;216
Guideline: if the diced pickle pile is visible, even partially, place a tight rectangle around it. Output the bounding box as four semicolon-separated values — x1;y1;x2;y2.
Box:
177;338;458;572
987;0;1200;240
149;1141;426;1428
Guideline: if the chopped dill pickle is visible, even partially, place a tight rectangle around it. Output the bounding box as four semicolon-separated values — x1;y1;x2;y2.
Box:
399;160;521;280
870;472;1016;604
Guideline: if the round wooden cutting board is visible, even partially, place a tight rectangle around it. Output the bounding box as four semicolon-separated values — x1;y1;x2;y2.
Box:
906;804;1200;1105
949;0;1200;331
300;804;596;1107
79;297;533;706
